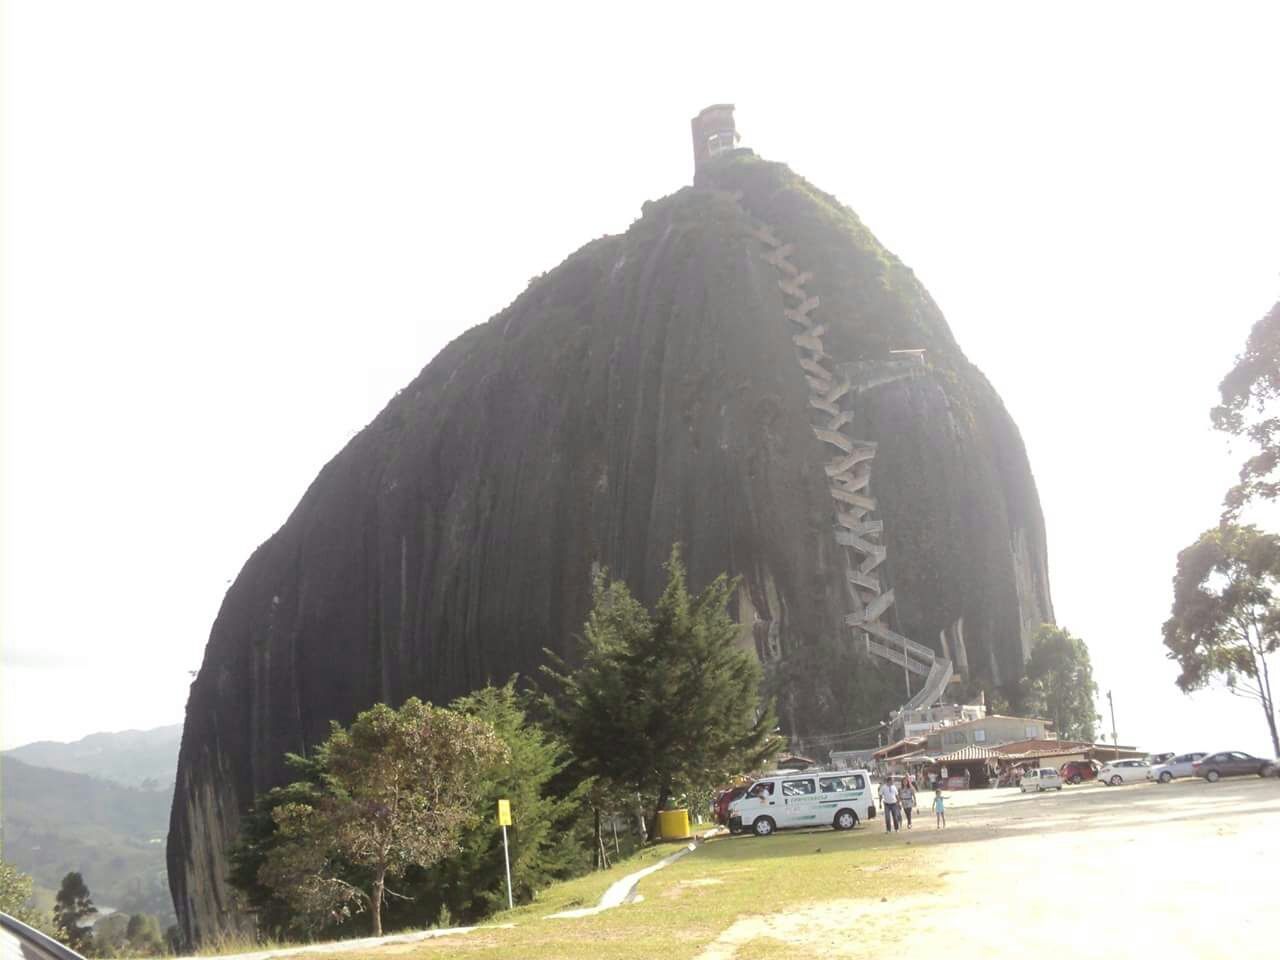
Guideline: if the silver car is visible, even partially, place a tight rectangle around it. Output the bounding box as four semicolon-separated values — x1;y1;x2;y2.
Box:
1151;752;1207;783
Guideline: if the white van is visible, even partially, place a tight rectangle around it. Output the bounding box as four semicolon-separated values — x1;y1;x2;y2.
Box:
727;770;876;836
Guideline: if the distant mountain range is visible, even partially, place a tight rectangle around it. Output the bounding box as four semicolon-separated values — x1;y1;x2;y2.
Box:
1;725;181;925
3;723;181;789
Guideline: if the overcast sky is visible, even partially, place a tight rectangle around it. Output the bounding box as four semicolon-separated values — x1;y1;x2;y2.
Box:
3;1;1278;756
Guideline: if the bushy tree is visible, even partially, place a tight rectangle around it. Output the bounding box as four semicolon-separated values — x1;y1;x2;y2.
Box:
90;913;131;957
385;682;590;926
1020;624;1099;742
232;687;592;938
228;755;330;940
1;860;52;933
124;914;164;956
543;546;781;838
1163;524;1279;756
1213;300;1280;518
54;871;96;952
256;699;506;937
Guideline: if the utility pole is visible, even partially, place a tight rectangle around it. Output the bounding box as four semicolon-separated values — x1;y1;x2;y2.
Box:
1107;690;1119;762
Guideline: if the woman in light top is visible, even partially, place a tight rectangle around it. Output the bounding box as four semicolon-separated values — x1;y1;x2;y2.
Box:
898;778;916;829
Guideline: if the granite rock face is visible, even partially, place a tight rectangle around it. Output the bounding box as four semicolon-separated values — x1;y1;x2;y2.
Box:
168;156;1052;942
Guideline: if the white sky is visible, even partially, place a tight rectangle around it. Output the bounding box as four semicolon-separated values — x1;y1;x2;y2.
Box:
3;1;1279;757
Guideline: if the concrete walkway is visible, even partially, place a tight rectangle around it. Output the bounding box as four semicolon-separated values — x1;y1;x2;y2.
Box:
545;841;697;918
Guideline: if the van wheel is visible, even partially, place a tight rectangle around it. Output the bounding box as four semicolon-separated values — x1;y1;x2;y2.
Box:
752;816;776;837
834;810;857;831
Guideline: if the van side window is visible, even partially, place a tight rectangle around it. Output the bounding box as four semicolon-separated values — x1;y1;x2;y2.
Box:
819;774;866;792
782;778;816;797
749;782;774;798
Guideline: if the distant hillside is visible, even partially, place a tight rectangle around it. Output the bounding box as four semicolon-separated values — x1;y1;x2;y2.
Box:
3;724;180;789
0;756;174;924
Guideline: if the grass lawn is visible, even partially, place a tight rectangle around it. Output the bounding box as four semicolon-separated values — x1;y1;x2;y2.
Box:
325;825;934;960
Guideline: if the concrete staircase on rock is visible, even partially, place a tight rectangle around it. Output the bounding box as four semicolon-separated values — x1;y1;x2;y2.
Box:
750;222;953;715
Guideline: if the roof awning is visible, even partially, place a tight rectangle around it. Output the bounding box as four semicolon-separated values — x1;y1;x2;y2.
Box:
931;745;1001;763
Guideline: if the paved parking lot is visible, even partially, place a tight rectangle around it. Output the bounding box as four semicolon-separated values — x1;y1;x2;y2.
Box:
701;775;1280;959
888;777;1276;956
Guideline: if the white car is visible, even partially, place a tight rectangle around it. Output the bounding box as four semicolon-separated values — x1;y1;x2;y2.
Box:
1098;759;1152;785
1151;752;1207;783
1019;767;1063;792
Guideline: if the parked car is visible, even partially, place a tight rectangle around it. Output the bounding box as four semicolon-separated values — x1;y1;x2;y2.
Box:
1019;767;1063;792
1098;759;1152;785
727;770;876;836
1058;760;1100;784
715;786;749;826
1151;752;1207;783
1193;751;1277;781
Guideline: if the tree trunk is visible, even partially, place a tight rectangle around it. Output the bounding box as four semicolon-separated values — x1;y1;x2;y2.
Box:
593;807;604;871
1264;701;1280;759
1255;649;1279;757
1258;681;1280;758
371;867;385;938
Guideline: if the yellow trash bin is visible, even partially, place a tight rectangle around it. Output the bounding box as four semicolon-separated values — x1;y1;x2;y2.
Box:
657;808;692;840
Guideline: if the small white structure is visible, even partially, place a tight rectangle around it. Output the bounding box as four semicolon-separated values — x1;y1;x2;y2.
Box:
889;348;928;365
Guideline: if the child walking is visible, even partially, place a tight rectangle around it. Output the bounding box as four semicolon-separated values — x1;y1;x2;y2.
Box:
933;788;947;829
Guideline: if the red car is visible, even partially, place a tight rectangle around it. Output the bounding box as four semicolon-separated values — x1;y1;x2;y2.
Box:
714;786;748;826
1058;760;1101;785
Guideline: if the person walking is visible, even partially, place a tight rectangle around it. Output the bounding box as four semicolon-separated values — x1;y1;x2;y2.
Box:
933;788;947;829
899;778;916;829
878;777;901;832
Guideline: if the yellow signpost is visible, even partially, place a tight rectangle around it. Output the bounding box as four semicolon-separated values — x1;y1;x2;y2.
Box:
498;799;513;908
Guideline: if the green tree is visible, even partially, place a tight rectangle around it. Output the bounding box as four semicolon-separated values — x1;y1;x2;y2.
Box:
54;871;97;952
1020;624;1099;742
543;545;781;839
124;913;165;956
1163;524;1280;756
0;860;52;932
90;913;130;957
1213;300;1280;518
228;754;329;940
386;682;590;926
258;698;506;937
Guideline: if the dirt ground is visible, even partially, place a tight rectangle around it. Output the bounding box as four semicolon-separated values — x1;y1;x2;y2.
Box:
697;776;1280;959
